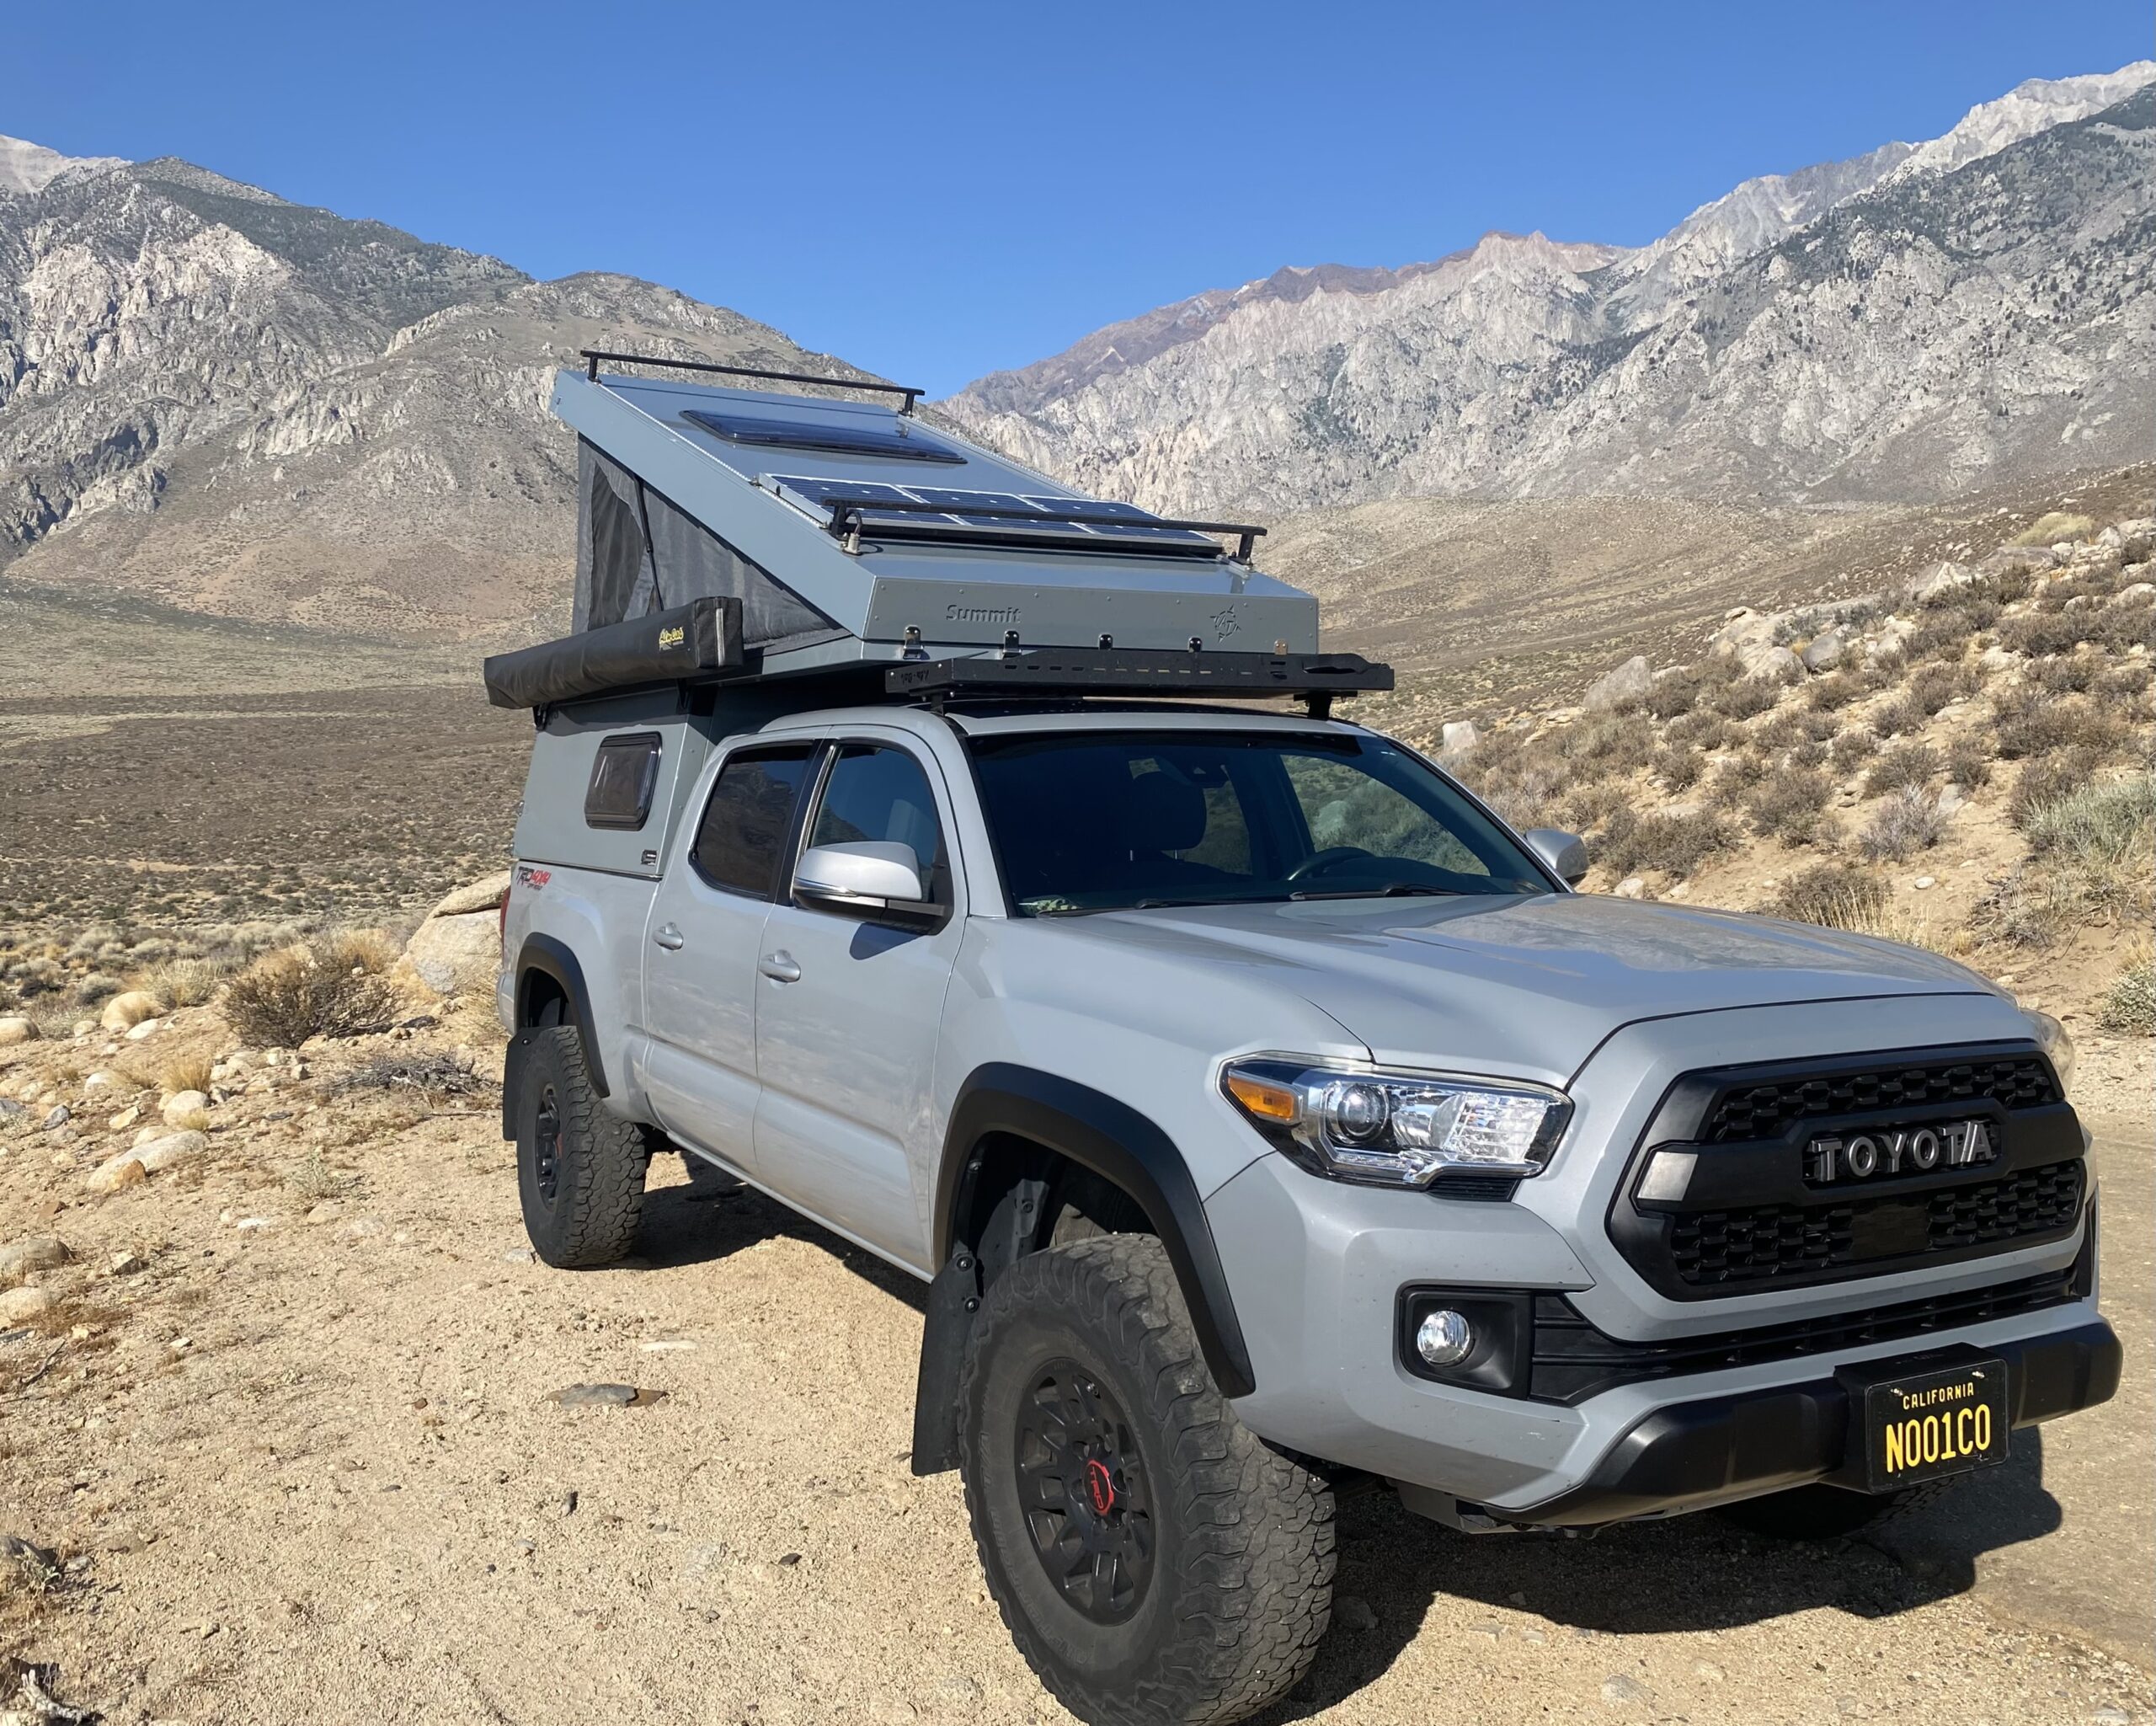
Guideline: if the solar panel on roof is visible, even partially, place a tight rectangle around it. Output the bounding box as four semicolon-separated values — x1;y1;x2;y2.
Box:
681;408;963;463
766;476;1217;549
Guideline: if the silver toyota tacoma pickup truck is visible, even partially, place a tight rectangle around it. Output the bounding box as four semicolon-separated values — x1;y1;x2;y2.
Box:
485;359;2119;1726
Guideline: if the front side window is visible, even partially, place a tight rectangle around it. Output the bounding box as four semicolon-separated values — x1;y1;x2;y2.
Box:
968;731;1550;916
804;744;947;900
691;745;816;897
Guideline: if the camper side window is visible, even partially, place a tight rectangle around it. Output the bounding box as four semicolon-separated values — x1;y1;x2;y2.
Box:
584;732;664;831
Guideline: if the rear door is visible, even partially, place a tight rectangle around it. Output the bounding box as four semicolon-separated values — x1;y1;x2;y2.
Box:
639;739;820;1171
751;735;966;1269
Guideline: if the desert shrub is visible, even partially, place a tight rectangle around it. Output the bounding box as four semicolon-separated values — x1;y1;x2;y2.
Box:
1711;676;1785;720
222;933;399;1048
1754;708;1809;751
1596;809;1732;879
1864;743;1942;798
160;1054;215;1097
1785;737;1830;770
2009;750;2102;831
1860;787;1951;861
1666;709;1742;751
2009;511;2095;547
1870;695;1928;739
1992;688;2129;760
1999;603;2153;659
1556;782;1633;834
2029;650;2105;695
2100;959;2156;1035
1704;756;1769;808
1772;863;1889;930
139;955;233;1009
1945;741;1992;790
1830;729;1879;769
1969;867;2061;948
2098;661;2153;700
2021;775;2156;874
1965;564;2040;607
1554;713;1656;780
1806;671;1865;713
1748;770;1836;845
1641;660;1737;720
1907;661;1978;716
1652;747;1704;792
72;973;121;1005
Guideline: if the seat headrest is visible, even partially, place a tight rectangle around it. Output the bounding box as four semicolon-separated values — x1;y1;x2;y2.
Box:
1125;771;1207;854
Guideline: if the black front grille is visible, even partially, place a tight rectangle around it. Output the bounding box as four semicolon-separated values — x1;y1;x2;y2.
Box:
1529;1264;2084;1403
1702;1055;2058;1143
1668;1162;2084;1288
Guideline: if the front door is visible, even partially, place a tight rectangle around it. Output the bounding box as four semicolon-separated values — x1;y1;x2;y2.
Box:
753;737;965;1269
640;740;819;1172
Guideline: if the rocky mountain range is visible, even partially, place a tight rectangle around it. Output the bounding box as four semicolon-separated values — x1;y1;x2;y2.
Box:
944;66;2156;517
0;151;881;639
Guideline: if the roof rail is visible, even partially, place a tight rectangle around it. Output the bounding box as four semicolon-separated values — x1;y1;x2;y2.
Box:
580;350;925;414
820;495;1266;562
887;647;1391;719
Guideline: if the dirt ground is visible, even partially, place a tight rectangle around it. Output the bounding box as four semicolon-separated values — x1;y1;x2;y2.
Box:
0;1000;2148;1726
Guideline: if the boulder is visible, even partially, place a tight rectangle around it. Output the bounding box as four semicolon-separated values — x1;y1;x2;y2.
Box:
1439;719;1480;755
0;1016;36;1046
100;991;163;1034
1741;645;1804;683
86;1157;147;1195
1976;545;2057;577
430;869;513;920
133;1130;206;1173
1612;877;1646;900
1798;629;1845;673
124;1018;165;1042
0;1285;55;1324
1582;655;1653;712
401;909;504;998
1906;562;1973;605
0;1236;68;1283
1710;609;1780;660
161;1090;208;1125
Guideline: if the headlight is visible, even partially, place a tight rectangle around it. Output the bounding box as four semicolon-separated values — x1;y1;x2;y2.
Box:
2027;1010;2076;1098
1219;1057;1572;1188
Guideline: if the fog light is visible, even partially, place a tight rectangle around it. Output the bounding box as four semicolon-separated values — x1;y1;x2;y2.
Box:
1415;1308;1476;1368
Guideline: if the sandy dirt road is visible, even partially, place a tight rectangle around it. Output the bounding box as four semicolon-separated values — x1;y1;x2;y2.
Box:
0;1028;2149;1726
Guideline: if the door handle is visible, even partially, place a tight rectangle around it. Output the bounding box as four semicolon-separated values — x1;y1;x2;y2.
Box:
653;923;686;951
758;950;802;984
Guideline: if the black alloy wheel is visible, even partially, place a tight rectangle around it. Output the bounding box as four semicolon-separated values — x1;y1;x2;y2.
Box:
1014;1358;1155;1623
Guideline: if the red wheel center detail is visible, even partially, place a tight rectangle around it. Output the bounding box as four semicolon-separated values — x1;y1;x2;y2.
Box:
1084;1458;1117;1516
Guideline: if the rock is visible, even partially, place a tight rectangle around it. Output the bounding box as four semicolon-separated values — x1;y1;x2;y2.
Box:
1439;719;1481;754
1913;876;1936;890
161;1091;208;1125
40;1105;70;1130
2117;581;2155;602
1977;544;2057;576
124;1018;165;1042
99;991;163;1034
85;1157;147;1194
1694;1661;1726;1681
106;1104;140;1130
430;869;513;919
1612;877;1646;900
1600;1673;1651;1705
1798;628;1846;672
1334;1595;1378;1632
1711;609;1779;660
336;1216;388;1240
0;1016;36;1046
109;1249;143;1274
232;1216;277;1232
1979;644;2020;672
399;907;504;998
1582;655;1653;711
131;1130;206;1173
550;1382;655;1408
0;1098;23;1121
0;1285;56;1323
1905;561;1973;604
80;1071;117;1095
501;1247;536;1264
0;1237;69;1281
1742;644;1803;682
305;1202;344;1225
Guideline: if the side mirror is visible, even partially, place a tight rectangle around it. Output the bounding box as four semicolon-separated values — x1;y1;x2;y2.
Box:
794;842;931;916
1522;827;1590;887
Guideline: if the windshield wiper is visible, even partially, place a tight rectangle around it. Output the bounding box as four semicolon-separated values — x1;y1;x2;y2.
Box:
1289;883;1464;901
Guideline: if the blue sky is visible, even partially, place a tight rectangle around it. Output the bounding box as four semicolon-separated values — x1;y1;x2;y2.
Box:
13;1;2147;395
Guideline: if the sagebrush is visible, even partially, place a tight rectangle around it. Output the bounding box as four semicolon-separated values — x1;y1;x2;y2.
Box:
222;934;399;1047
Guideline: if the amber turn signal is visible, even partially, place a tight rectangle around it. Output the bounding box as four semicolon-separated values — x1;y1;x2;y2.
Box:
1224;1071;1299;1123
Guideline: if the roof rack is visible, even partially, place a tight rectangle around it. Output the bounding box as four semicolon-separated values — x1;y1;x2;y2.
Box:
821;494;1266;562
580;350;925;414
887;646;1392;719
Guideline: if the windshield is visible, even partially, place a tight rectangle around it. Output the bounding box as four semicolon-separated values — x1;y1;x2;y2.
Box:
968;730;1555;916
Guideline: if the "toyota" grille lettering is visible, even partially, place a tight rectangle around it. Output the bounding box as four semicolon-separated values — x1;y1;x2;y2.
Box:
1806;1119;1995;1184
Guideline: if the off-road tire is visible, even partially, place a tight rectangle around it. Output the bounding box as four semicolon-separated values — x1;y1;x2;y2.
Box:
515;1025;647;1268
1717;1478;1953;1541
958;1236;1334;1726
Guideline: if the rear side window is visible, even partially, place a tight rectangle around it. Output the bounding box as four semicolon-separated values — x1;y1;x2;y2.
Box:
691;745;816;897
584;732;664;831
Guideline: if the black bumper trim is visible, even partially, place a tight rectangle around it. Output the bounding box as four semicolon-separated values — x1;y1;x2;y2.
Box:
1502;1316;2121;1528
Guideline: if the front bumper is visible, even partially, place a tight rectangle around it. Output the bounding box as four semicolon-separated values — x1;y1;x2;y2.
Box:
1503;1316;2121;1526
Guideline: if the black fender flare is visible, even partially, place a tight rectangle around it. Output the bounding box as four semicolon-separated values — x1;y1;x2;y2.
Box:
502;933;610;1138
910;1064;1256;1474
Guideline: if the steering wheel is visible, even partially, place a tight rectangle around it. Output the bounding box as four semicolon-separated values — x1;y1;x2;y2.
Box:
1285;846;1374;884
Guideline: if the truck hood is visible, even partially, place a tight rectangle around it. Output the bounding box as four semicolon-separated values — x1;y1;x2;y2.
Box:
1058;893;2002;1087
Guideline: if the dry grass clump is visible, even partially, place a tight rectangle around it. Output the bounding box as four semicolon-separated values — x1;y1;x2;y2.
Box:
138;955;233;1009
2099;955;2156;1036
160;1055;215;1097
2008;750;2104;831
1596;808;1732;879
2020;775;2155;882
222;932;400;1048
1772;862;1889;930
2009;511;2095;546
1860;787;1951;861
1864;743;1941;798
1747;771;1836;845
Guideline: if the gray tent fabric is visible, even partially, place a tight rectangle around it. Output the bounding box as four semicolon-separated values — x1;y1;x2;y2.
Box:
574;436;834;647
574;442;660;630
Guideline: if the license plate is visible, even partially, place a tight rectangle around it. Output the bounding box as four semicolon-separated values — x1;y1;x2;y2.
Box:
1855;1356;2009;1493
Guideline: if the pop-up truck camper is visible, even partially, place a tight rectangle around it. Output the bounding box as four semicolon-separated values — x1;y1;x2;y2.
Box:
483;358;2115;1726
